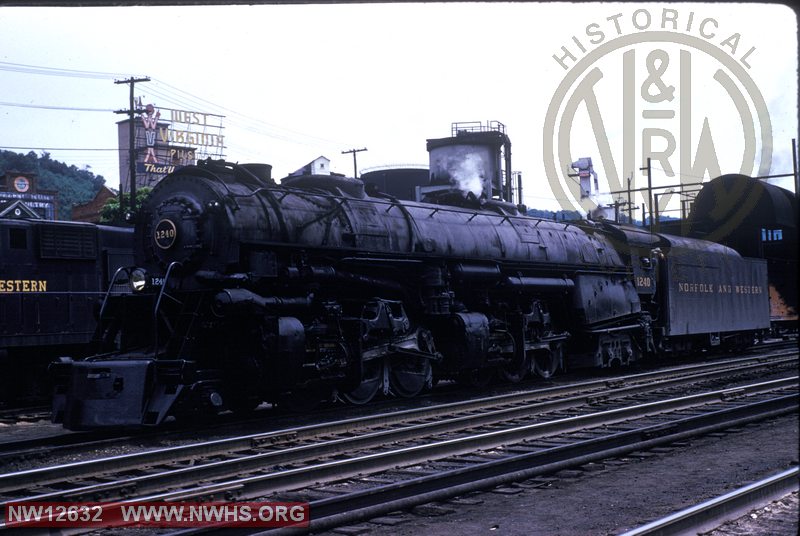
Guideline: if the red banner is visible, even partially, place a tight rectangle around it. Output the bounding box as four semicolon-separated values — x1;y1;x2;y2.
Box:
3;501;309;528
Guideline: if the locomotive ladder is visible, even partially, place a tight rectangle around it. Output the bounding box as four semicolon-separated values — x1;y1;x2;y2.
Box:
153;261;186;360
163;292;206;359
92;266;137;350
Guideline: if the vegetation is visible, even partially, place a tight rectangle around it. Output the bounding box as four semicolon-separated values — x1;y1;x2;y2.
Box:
0;150;106;220
526;208;583;221
100;188;152;224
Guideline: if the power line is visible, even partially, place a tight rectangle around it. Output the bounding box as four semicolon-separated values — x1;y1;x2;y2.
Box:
1;63;401;181
0;61;137;80
0;101;115;112
1;60;356;155
148;79;354;147
0;146;120;151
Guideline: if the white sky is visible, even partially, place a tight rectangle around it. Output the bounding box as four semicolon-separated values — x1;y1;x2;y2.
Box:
0;2;797;214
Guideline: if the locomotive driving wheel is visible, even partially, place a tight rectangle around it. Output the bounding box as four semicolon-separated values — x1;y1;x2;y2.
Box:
388;355;432;398
387;329;434;398
495;328;526;383
533;342;563;379
340;359;384;405
499;353;528;383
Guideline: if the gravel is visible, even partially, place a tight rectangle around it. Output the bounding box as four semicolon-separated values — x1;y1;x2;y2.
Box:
320;414;798;536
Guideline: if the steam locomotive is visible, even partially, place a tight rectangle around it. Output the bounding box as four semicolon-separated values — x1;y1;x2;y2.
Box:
51;123;770;429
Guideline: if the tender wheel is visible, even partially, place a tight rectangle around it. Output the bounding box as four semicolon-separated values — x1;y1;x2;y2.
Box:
340;360;384;405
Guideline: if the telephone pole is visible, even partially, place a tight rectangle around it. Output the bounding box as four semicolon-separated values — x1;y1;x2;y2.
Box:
639;157;653;233
114;76;150;216
792;138;799;199
342;147;367;179
626;173;633;224
614;198;628;223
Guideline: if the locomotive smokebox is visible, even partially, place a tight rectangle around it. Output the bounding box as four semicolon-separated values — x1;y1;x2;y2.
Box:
425;121;512;202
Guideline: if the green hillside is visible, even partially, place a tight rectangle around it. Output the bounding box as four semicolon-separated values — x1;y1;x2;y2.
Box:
0;150;107;220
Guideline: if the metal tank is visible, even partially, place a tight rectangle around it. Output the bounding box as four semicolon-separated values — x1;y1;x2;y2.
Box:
423;121;514;204
360;166;429;201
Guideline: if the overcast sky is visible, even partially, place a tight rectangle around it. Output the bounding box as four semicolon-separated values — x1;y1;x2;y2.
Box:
0;2;796;214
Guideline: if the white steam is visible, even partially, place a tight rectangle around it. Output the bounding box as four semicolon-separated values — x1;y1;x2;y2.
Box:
446;152;485;198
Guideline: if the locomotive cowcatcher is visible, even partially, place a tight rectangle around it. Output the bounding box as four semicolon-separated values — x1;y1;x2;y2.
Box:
51;122;770;429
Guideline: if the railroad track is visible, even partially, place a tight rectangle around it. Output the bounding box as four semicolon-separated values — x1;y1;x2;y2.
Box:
0;341;794;457
0;353;796;533
620;467;799;536
0;405;49;425
4;381;794;534
268;393;798;536
0;348;795;470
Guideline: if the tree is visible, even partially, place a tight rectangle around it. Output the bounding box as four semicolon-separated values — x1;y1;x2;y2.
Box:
100;188;152;223
0;149;106;220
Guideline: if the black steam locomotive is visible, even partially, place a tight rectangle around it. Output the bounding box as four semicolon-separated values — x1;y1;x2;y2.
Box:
51;124;770;429
1;219;133;404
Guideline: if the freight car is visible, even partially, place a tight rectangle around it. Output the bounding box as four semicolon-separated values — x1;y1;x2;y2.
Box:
50;150;770;429
0;219;133;405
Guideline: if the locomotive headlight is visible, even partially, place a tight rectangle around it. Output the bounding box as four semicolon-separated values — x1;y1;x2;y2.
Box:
130;269;149;292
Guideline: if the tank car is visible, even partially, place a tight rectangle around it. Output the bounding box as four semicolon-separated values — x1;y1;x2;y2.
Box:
685;174;797;334
0;219;133;405
50;156;770;429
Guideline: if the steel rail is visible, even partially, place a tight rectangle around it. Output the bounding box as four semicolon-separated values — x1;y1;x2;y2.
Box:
1;392;796;533
259;395;799;536
0;356;794;496
1;349;793;463
618;466;799;536
131;379;798;503
12;377;793;507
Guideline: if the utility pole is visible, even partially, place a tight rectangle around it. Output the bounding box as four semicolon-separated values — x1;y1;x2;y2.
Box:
626;173;633;224
639;158;653;233
654;192;671;232
341;147;367;179
114;76;150;217
792;138;799;199
615;198;629;224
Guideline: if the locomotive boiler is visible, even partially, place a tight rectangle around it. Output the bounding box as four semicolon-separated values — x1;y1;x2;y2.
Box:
51;123;770;429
